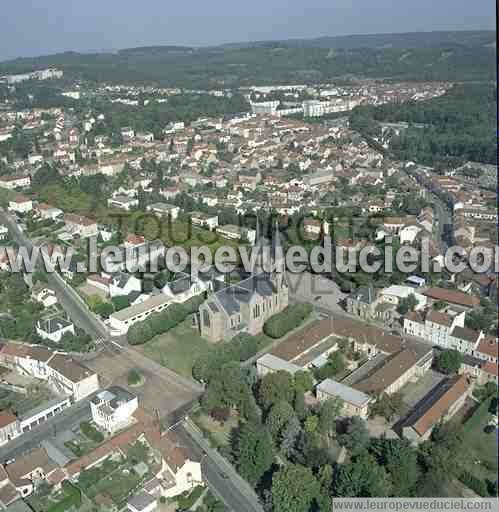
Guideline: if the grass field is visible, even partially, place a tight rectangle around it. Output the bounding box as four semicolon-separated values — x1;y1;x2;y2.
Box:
461;398;498;481
142;319;215;378
194;411;239;448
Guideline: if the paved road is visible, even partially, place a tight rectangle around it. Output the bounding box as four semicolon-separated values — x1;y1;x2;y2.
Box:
0;208;109;340
174;421;263;512
0;397;92;463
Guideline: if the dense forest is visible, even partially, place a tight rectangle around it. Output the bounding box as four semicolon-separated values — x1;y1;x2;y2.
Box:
0;43;495;88
349;83;497;166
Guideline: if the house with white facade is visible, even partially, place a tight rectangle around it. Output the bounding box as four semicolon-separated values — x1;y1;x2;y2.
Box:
35;317;75;343
90;387;138;435
8;195;33;214
403;310;466;350
107;195;139;211
63;214;98;238
31;283;58;308
190;211;219;231
146;203;180;220
0;175;31;190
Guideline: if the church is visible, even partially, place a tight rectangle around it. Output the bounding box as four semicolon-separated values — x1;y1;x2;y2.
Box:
197;220;289;343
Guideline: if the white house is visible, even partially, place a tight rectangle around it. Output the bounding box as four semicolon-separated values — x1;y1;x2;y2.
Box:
107;195;139;211
31;283;58;308
146;203;180;221
36;203;64;221
190;212;219;231
90;387;138;435
379;285;427;311
0;175;31;190
36;317;75;343
161;273;210;303
109;272;143;298
8;195;33;214
47;354;100;402
399;224;422;244
0;225;8;241
404;310;466;350
63;214;98;238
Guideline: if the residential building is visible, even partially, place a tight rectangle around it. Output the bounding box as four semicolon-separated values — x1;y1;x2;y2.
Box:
316;379;372;419
90;387;138;435
190;211;219;231
63;214;98;238
146;203;180;220
346;285;377;321
35;318;75;343
107;195;139;211
0;175;31;190
109;294;171;335
30;283;58;308
127;492;157;512
402;375;471;443
354;348;430;396
403;310;466;350
8;195;33;214
422;287;479;311
0;414;20;447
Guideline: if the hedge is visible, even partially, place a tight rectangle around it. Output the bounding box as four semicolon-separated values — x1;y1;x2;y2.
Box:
192;333;259;382
80;421;104;443
263;303;313;339
48;482;82;512
459;471;490;497
128;294;204;345
176;485;205;511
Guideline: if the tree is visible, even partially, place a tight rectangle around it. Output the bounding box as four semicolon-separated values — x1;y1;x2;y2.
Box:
94;302;114;319
265;400;295;442
293;390;308;421
111;295;130;311
437;349;463;375
280;415;302;458
371;439;419;497
271;464;320;512
314;351;345;381
334;451;391;497
304;415;319;434
294;371;314;393
369;392;405;421
318;398;343;440
258;371;295;411
337;417;370;456
397;294;418;315
237;423;274;486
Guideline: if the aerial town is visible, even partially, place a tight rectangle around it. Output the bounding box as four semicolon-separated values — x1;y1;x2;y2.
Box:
0;11;496;512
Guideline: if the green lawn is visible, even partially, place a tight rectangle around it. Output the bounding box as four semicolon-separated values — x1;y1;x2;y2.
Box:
142;319;215;378
461;398;498;481
194;411;239;448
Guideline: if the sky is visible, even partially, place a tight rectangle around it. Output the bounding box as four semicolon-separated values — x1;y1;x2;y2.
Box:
2;0;496;61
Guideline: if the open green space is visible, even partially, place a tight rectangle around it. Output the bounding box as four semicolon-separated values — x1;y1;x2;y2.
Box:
460;398;498;482
142;319;215;378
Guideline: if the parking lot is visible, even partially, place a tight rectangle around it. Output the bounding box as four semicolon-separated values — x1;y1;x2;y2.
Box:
83;346;200;419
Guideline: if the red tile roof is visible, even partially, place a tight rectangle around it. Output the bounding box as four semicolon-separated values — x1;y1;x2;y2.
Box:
423;287;479;308
476;337;498;359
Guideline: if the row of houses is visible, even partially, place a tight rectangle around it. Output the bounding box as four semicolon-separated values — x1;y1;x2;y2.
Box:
0;342;100;447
